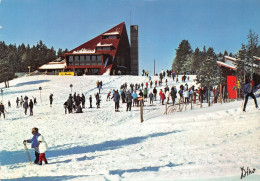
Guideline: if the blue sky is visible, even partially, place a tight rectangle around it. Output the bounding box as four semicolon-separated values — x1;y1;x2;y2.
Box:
0;0;260;75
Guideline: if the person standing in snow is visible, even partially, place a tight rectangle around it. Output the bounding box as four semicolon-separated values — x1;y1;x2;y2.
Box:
149;91;154;105
20;96;24;107
29;99;34;116
95;93;100;108
243;80;259;112
0;102;6;119
23;127;41;164
81;93;85;108
89;95;93;108
67;94;73;113
23;100;29;115
184;89;190;104
49;93;53;107
64;101;68;114
107;91;111;101
132;90;138;107
37;135;48;165
16;97;20;108
8;100;11;108
159;89;165;105
170;86;177;105
153;87;157;101
126;91;133;111
114;91;120;112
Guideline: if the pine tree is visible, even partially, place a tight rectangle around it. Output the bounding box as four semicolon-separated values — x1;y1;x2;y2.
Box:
172;40;193;73
191;47;201;73
246;29;258;80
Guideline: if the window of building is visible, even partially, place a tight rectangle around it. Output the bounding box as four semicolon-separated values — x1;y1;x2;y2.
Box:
92;55;97;61
80;56;85;65
74;56;79;65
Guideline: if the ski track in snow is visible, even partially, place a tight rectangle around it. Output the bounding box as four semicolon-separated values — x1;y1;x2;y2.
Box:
0;75;260;181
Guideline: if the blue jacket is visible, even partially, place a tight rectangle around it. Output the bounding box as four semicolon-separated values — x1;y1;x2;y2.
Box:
27;133;41;149
114;93;120;103
132;93;137;99
243;83;259;94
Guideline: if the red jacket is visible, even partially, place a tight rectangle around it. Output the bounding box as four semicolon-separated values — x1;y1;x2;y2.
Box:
159;91;165;100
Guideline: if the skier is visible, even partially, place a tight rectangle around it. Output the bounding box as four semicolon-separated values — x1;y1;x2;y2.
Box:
95;93;100;108
16;97;20;108
132;90;138;107
114;91;120;112
33;97;37;105
23;100;29;115
29;99;34;116
170;86;177;105
37;135;48;165
89;95;92;108
0;102;6;119
23;127;41;164
243;80;259;112
67;95;73;113
20;96;24;107
159;89;165;105
49;94;53;107
81;93;85;108
8;100;11;108
63;101;68;114
153;87;157;101
107;91;111;101
149;91;154;105
184;89;189;104
126;91;133;111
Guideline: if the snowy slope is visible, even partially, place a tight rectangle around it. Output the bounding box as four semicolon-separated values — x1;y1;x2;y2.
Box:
0;75;259;181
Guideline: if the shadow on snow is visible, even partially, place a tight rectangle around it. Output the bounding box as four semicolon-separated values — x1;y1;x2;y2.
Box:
0;130;182;166
14;80;50;87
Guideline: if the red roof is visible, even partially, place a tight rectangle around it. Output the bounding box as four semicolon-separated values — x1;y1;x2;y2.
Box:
66;22;125;57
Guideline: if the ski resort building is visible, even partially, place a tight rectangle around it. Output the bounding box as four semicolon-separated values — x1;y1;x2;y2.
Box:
62;22;138;75
217;55;260;99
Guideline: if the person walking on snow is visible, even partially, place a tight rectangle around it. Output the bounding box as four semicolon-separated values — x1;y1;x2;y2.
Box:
243;80;259;112
49;94;53;107
0;102;6;119
37;135;48;165
23;127;41;164
29;99;34;116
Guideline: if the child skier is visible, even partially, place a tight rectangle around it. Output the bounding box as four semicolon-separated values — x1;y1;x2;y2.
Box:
37;135;48;165
23;127;41;164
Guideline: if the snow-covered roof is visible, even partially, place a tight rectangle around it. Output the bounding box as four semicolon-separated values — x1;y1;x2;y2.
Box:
96;42;113;47
253;56;260;61
73;48;96;54
38;61;66;70
102;31;119;36
217;61;236;70
224;56;237;62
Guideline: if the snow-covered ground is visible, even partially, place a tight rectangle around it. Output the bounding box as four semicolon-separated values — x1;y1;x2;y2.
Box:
0;75;259;181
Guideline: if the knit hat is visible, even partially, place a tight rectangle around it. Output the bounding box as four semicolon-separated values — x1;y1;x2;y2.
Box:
37;135;44;142
32;127;38;133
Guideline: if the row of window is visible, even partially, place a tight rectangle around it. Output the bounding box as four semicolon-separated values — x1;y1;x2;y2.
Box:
67;55;102;66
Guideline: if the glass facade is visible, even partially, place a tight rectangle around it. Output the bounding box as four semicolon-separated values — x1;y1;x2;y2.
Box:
67;55;103;66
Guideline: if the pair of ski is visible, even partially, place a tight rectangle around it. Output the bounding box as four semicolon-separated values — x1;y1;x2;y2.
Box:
23;142;32;164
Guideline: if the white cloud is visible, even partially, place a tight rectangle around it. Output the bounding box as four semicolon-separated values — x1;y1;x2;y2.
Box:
0;26;2;29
